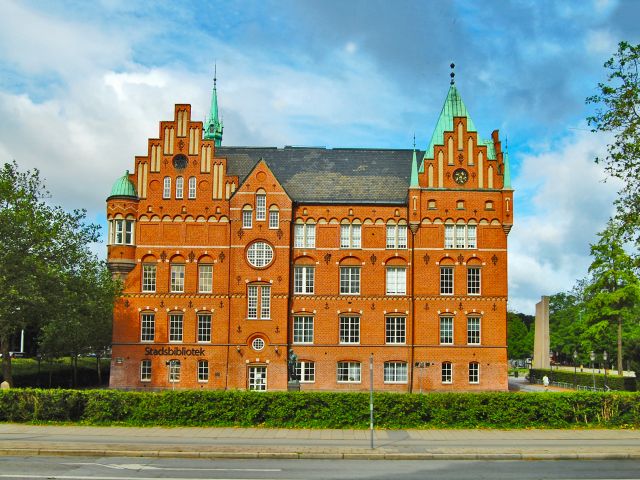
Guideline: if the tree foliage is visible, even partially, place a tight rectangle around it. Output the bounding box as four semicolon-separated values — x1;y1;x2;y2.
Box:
587;41;640;239
507;311;533;359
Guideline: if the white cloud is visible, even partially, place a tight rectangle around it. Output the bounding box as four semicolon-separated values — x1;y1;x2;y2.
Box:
585;29;616;55
508;129;620;313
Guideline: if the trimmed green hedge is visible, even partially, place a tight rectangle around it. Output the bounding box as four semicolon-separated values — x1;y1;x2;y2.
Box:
1;389;639;428
529;368;637;391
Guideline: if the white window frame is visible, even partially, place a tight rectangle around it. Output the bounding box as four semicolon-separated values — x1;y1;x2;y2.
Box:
269;209;279;229
385;316;406;344
467;317;481;345
337;361;361;383
340;266;360;295
175;176;184;199
440;266;454;295
140;359;152;382
170;264;185;293
386;267;406;295
197;313;212;343
163;177;171;199
188;176;196;199
169;313;183;343
442;362;452;384
340;223;361;249
168;360;181;383
386;224;407;249
197;360;209;382
141;313;155;342
248;365;267;391
198;264;213;293
467;267;481;295
110;219;135;245
247;284;271;320
384;361;408;384
294;223;316;248
256;193;266;221
142;263;156;292
339;316;360;344
242;208;253;229
445;224;477;249
440;316;453;345
293;266;314;294
295;361;315;383
469;362;480;384
247;242;274;268
293;316;314;344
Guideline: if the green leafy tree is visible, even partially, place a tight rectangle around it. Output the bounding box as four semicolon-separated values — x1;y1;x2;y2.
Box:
587;41;640;240
582;224;640;374
0;161;100;386
507;311;533;360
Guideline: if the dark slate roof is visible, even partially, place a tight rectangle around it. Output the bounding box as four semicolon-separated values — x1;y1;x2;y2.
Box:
216;146;423;204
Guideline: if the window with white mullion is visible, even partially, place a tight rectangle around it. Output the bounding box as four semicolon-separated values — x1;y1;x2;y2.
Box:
467;317;481;345
197;360;209;382
260;286;271;319
140;313;155;342
170;264;185;293
339;316;360;344
384;362;408;383
455;225;466;248
293;316;314;344
340;224;361;249
198;264;213;293
175;176;184;199
295;361;315;383
442;362;452;384
197;313;212;343
242;209;253;229
386;225;407;249
467;267;480;295
188;176;196;199
169;314;183;342
340;266;360;295
444;225;454;248
337;361;361;383
269;210;279;229
386;267;406;295
445;224;477;249
247;286;258;319
140;360;152;382
256;194;266;221
295;224;315;248
294;266;314;294
440;317;453;345
385;316;406;344
440;266;454;295
142;264;156;292
163;177;171;199
469;362;480;384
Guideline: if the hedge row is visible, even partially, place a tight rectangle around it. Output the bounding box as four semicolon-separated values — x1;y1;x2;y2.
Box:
1;389;639;428
529;368;637;391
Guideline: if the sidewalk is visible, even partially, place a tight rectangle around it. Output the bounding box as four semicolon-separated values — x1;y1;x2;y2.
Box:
0;424;639;460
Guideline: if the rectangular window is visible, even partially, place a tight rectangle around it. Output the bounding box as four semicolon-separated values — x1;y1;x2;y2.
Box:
293;316;314;344
386;267;406;295
198;264;213;293
386;225;407;249
440;266;453;295
293;266;314;294
163;177;171;199
337;361;361;383
242;210;252;229
467;267;480;295
141;313;155;342
260;285;270;319
247;285;271;320
170;264;185;292
469;362;480;384
248;365;267;391
168;360;181;383
467;225;477;248
455;225;465;248
294;224;315;248
340;224;361;248
440;317;453;345
247;285;258;319
445;224;477;249
269;210;279;229
175;176;184;199
142;264;156;292
295;361;315;383
140;360;151;382
188;176;196;199
115;220;124;244
467;317;481;345
198;360;209;382
169;314;183;342
256;194;266;220
197;313;212;343
124;220;134;244
340;266;360;295
385;316;406;344
339;316;360;344
442;362;452;384
384;362;408;383
444;225;454;248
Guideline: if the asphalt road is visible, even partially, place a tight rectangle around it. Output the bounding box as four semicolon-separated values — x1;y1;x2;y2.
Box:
0;456;640;480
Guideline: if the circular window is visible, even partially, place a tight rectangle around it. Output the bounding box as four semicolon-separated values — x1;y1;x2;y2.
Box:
247;242;274;268
252;337;265;351
172;154;188;170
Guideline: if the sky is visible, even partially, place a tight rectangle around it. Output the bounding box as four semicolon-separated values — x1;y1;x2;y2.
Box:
1;0;638;314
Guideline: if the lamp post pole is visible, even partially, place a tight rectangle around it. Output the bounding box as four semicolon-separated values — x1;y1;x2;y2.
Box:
590;351;596;390
369;353;374;450
573;350;578;390
603;351;608;391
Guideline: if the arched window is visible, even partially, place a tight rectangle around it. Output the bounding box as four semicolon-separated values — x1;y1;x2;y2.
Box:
256;189;266;221
175;176;184;199
163;177;171;199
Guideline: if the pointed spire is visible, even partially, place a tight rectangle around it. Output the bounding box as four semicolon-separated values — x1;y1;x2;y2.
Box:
410;139;419;188
503;137;512;189
204;64;223;146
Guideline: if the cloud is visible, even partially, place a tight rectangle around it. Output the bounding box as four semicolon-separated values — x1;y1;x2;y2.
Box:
508;129;621;313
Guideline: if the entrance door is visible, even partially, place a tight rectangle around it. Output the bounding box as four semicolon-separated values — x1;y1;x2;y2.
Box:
248;366;267;391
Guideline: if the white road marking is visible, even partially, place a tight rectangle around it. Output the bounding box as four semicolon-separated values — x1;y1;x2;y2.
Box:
62;462;281;472
0;475;296;480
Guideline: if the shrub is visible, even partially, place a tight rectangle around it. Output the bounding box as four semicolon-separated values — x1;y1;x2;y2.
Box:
529;368;637;391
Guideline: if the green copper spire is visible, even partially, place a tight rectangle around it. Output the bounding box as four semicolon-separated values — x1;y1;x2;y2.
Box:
410;135;419;188
204;66;223;146
108;170;137;199
503;141;512;189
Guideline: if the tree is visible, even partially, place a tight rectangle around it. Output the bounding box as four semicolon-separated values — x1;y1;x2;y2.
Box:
507;311;533;360
582;223;640;374
0;161;101;386
587;41;640;240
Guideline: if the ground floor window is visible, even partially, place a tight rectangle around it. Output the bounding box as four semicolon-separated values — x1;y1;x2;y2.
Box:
469;362;480;384
167;359;181;383
337;361;361;383
441;362;452;384
248;365;267;391
140;359;151;382
383;361;408;383
295;361;315;383
198;360;209;382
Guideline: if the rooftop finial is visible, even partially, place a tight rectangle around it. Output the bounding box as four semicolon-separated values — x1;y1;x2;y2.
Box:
413;133;416;150
214;62;217;88
450;62;455;85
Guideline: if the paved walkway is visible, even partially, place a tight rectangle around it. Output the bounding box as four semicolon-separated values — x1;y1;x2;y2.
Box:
0;424;639;460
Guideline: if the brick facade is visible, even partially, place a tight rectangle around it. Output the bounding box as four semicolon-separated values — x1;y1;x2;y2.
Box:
107;84;513;392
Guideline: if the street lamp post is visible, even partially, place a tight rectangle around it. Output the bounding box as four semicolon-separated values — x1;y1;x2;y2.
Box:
590;351;596;390
573;350;578;390
603;351;608;391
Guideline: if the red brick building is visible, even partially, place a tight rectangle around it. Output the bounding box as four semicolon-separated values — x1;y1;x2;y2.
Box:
107;77;513;392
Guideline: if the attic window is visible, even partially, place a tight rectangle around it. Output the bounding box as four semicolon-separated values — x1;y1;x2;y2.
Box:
456;200;465;210
428;200;436;210
485;200;494;211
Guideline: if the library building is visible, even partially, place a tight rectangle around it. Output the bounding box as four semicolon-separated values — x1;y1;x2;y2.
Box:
106;70;514;392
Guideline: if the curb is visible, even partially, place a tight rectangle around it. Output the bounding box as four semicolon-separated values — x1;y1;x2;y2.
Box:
0;448;638;461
